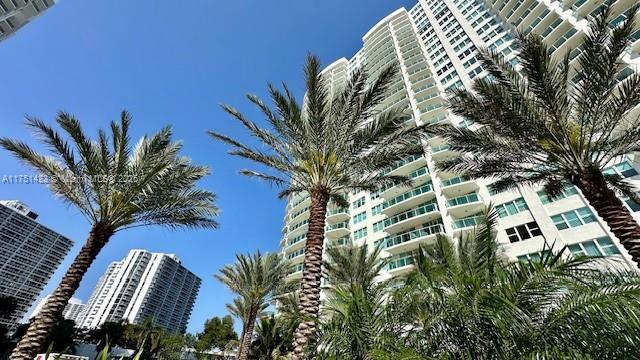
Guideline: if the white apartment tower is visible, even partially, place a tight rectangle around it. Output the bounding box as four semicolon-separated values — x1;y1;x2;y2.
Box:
78;250;201;334
0;200;73;330
0;0;55;42
281;0;640;283
30;296;86;324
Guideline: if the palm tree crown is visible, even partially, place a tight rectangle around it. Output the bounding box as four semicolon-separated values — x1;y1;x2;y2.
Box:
436;4;640;265
1;111;219;232
209;54;427;206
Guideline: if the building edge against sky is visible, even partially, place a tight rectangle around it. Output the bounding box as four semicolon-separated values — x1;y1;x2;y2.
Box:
0;200;73;331
280;0;640;287
0;0;56;42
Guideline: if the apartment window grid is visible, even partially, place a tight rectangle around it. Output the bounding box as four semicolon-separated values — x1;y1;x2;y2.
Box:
537;186;579;204
551;207;596;230
353;211;367;224
352;196;366;209
505;221;543;243
516;250;551;263
354;227;368;240
496;197;529;218
568;237;621;257
603;160;638;178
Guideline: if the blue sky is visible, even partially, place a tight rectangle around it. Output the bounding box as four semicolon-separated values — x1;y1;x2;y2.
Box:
0;0;415;334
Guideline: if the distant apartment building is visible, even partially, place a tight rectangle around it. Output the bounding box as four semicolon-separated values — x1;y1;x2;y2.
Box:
281;1;640;286
78;250;201;334
30;296;86;324
0;0;55;42
0;200;73;330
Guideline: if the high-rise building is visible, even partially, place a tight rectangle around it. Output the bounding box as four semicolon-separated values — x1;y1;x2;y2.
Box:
0;200;73;330
281;1;640;285
30;296;86;324
0;0;56;42
78;250;201;334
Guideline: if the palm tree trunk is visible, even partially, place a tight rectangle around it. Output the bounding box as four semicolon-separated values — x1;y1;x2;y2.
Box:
10;224;113;360
237;304;257;360
574;169;640;267
291;189;330;360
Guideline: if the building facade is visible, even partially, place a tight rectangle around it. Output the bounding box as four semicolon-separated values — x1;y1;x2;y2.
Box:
0;200;73;330
281;0;640;285
0;0;55;42
78;250;201;334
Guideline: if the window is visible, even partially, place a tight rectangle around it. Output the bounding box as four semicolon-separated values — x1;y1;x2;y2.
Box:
352;197;366;209
623;195;640;212
568;237;621;257
551;207;596;230
353;211;367;224
537;186;578;204
354;227;368;240
496;198;528;217
517;250;551;263
603;161;638;178
372;204;383;216
373;220;385;232
505;221;542;243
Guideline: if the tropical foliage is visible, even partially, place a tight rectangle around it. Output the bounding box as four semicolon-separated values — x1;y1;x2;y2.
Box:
1;112;219;360
297;208;640;359
216;252;288;360
434;3;640;265
210;54;429;359
195;315;238;355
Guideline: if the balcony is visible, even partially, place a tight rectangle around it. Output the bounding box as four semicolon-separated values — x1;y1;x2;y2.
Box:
386;251;416;275
288;219;308;236
440;175;478;196
382;183;435;215
447;192;484;217
430;143;456;161
287;263;304;279
383;201;440;233
326;207;349;222
286;233;307;251
385;154;426;176
327;236;352;248
453;214;483;235
325;221;350;238
377;223;444;254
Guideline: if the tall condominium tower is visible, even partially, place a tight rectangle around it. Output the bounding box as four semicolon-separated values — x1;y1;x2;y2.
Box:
0;200;73;330
281;0;640;285
78;250;201;334
0;0;55;42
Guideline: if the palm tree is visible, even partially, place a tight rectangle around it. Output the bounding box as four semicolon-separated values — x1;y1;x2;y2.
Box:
216;252;288;360
249;315;290;360
226;296;267;358
316;245;402;360
435;4;640;265
0;111;219;360
209;54;429;359
377;208;640;358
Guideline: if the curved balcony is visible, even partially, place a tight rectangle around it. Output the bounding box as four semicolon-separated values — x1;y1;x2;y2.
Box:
288;219;308;237
383;201;440;234
289;206;310;223
287;263;304;280
386;251;416;275
326;207;350;222
382;183;436;215
440;175;479;196
385;154;426;177
380;166;430;199
286;248;305;261
327;236;352;248
289;195;310;212
452;214;483;236
447;193;484;217
430;143;457;161
325;221;350;238
377;223;443;254
285;233;307;251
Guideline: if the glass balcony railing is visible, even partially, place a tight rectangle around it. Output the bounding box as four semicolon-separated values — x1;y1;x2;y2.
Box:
289;219;309;232
441;175;472;187
384;201;438;228
291;195;309;208
377;223;444;249
447;193;480;207
385;154;423;174
326;207;349;216
431;144;450;153
408;166;429;179
453;215;483;229
326;222;349;232
329;236;352;247
387;251;416;270
287;233;306;247
382;183;434;209
290;206;309;219
288;263;304;275
286;248;305;260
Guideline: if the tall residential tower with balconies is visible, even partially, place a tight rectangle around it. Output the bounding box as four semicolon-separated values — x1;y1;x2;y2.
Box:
280;0;640;286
